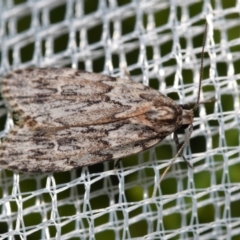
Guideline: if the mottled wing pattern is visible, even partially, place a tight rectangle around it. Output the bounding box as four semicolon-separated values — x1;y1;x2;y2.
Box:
0;117;167;172
0;68;184;172
1;68;180;128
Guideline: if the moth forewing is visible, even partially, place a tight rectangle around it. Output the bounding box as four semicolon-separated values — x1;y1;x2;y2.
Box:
0;68;188;173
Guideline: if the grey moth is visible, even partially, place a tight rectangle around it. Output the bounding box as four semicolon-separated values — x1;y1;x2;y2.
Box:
0;68;195;173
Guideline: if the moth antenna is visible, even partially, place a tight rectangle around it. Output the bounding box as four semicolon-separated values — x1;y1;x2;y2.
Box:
152;22;208;199
192;22;208;111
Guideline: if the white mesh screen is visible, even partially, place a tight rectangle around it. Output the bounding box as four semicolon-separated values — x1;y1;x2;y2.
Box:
0;0;240;239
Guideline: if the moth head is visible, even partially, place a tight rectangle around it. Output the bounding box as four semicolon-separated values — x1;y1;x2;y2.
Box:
181;109;193;129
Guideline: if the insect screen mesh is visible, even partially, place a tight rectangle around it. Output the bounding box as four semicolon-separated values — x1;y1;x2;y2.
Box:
0;0;240;239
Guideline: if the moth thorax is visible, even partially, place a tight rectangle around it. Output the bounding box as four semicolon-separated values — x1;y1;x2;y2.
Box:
182;109;193;125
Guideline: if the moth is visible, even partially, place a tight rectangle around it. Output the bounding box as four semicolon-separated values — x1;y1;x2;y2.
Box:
0;26;207;174
0;68;196;173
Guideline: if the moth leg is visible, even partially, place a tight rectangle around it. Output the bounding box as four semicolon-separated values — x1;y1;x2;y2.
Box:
123;68;131;80
113;158;122;174
114;158;122;168
173;131;193;168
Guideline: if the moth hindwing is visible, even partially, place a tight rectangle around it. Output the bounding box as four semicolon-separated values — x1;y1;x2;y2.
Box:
0;67;194;173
